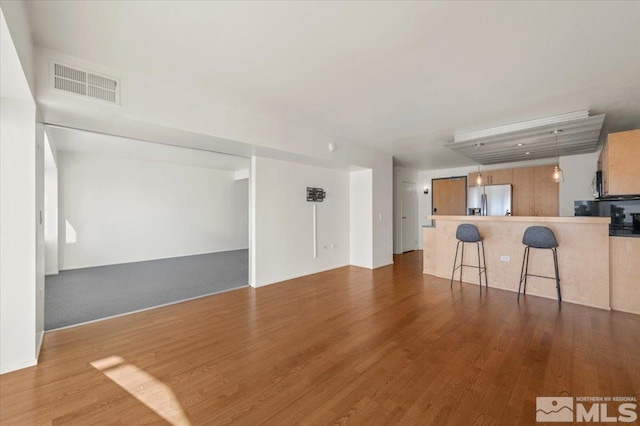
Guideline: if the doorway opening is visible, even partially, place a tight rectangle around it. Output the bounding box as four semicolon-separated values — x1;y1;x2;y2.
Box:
43;126;250;330
401;181;418;253
431;176;468;217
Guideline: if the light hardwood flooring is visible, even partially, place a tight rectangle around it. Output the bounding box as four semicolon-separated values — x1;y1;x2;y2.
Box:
1;251;639;425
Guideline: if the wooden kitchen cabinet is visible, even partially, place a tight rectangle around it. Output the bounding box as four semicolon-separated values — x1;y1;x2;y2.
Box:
511;165;558;217
467;164;558;216
512;166;535;216
534;165;559;216
486;168;512;185
468;168;512;187
598;129;640;196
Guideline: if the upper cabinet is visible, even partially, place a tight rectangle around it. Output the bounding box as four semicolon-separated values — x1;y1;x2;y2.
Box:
598;130;640;197
512;167;535;216
468;168;513;187
533;165;559;217
471;164;559;216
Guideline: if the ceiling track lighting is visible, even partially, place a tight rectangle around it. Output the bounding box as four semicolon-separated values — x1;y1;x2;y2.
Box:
552;130;564;183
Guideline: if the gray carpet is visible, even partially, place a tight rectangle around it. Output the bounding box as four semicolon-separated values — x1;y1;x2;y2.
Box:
45;250;248;330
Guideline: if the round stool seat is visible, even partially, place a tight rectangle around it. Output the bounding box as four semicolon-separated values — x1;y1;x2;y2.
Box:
518;226;561;309
456;224;483;242
522;226;558;248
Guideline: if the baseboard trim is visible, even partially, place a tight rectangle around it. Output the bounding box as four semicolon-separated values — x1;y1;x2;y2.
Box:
611;306;640;316
252;264;351;288
374;261;394;270
0;358;37;375
36;330;44;358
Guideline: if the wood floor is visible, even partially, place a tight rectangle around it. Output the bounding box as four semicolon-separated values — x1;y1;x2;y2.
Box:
1;251;639;425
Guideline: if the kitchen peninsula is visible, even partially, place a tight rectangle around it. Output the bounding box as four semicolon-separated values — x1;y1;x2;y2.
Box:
424;215;612;310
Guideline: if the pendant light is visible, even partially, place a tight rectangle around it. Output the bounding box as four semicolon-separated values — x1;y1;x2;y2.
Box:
552;130;564;183
476;164;483;186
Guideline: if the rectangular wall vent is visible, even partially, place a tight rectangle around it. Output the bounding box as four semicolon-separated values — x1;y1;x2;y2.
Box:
50;62;120;105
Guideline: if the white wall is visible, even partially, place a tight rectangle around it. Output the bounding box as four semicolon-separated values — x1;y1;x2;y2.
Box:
372;153;394;268
0;7;40;375
393;166;419;254
58;151;249;270
34;47;393;271
350;169;373;268
0;98;37;374
44;132;59;274
559;152;599;216
251;156;350;287
35;122;45;355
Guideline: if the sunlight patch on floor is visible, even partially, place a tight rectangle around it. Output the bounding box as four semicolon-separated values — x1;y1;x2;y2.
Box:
91;356;191;426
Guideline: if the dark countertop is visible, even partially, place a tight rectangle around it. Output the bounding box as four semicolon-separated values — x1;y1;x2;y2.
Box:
609;226;640;238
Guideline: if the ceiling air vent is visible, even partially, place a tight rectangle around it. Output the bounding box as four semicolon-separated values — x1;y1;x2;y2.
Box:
50;62;120;105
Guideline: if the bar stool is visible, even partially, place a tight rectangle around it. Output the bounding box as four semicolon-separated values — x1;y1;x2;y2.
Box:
450;224;488;292
517;226;561;309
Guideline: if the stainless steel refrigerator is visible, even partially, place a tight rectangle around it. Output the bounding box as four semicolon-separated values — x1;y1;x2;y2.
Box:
467;184;512;216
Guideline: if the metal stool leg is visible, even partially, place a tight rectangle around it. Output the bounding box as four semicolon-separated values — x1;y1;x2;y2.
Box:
459;242;465;285
450;241;461;288
517;246;529;301
552;247;562;309
481;240;488;288
476;242;482;293
523;246;530;295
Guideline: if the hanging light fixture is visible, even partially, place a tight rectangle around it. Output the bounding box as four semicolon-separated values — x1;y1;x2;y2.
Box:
552;130;564;183
476;164;483;186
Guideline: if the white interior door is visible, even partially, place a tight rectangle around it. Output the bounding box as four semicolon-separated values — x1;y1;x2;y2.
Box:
401;182;417;252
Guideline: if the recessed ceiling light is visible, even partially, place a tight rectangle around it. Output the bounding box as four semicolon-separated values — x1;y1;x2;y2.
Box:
517;143;524;147
525;152;531;155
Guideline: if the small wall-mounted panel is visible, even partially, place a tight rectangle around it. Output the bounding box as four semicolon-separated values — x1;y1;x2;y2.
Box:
307;187;326;202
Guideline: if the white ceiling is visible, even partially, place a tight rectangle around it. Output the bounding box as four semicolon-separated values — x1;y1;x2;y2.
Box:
25;1;640;170
48;126;250;172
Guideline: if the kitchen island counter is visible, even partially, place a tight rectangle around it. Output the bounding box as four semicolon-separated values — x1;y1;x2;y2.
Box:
424;215;611;310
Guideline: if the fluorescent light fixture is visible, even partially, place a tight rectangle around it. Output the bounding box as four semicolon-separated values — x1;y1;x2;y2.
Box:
454;110;590;143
